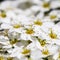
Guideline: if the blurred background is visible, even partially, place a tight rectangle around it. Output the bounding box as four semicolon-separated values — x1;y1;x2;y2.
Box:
0;0;33;9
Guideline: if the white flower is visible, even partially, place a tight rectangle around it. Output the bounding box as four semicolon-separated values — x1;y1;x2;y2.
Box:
20;26;34;41
0;0;60;59
53;49;60;60
0;1;12;10
30;49;42;60
57;22;60;26
0;35;9;45
39;22;55;33
37;1;51;12
51;0;60;9
1;23;12;29
17;15;33;25
30;6;41;15
37;44;58;58
24;9;33;16
49;10;60;21
10;46;31;60
8;30;21;40
9;46;23;58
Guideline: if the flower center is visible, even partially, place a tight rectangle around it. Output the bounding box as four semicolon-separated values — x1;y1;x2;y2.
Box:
40;40;46;46
26;28;34;34
34;20;43;26
49;31;57;39
50;15;57;20
43;2;50;8
7;57;13;60
38;38;46;47
0;56;4;60
13;24;21;29
0;11;6;18
42;49;49;55
58;53;60;59
10;39;18;45
22;49;30;54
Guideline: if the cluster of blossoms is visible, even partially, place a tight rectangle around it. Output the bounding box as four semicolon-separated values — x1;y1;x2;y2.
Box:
0;0;60;60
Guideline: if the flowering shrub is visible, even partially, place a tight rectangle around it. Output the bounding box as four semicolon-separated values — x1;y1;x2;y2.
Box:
0;0;60;60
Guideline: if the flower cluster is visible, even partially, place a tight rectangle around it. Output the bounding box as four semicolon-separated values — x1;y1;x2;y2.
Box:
0;0;60;60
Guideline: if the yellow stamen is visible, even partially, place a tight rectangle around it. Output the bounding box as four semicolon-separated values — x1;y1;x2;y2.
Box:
10;39;18;45
43;2;50;8
50;15;57;20
40;40;46;47
22;49;30;54
13;24;21;29
58;53;60;58
0;12;6;18
7;57;13;60
34;20;43;26
38;38;46;47
49;30;57;39
42;49;49;55
26;28;34;34
0;56;4;60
